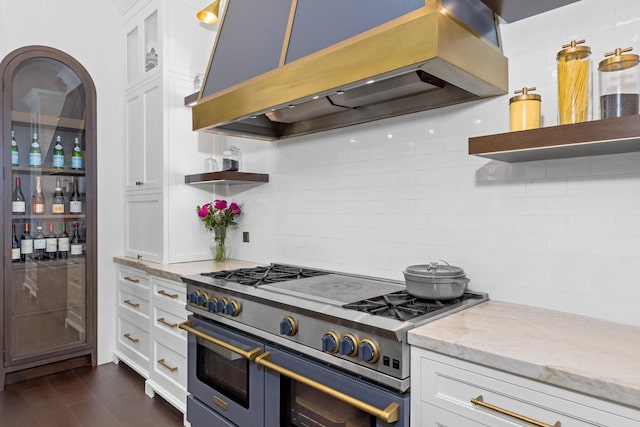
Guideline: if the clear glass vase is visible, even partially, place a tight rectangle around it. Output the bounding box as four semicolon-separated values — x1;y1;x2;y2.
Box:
212;225;228;262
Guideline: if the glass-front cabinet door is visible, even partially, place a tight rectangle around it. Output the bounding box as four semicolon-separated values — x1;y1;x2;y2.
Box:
1;46;96;385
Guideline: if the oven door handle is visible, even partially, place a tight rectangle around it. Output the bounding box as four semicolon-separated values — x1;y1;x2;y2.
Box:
179;321;262;360
255;352;400;424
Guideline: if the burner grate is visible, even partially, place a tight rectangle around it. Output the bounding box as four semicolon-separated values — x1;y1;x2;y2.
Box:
201;264;329;286
343;291;474;321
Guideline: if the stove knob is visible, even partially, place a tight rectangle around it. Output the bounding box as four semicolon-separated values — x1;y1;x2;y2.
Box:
358;339;380;364
216;298;228;313
321;332;339;354
338;334;359;357
279;316;298;336
196;292;210;307
224;300;241;317
207;297;219;313
188;290;200;304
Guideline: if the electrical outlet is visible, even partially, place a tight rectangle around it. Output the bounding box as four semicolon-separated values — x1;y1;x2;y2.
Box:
242;232;250;243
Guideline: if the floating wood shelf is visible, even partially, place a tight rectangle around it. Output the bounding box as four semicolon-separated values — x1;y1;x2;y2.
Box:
184;92;198;107
468;115;640;162
184;171;269;184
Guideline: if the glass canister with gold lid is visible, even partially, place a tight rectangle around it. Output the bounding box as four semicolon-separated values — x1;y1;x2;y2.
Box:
598;47;640;119
509;87;541;131
557;39;592;124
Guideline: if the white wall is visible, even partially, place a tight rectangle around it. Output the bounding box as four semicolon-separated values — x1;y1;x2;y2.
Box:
0;0;125;364
223;0;640;327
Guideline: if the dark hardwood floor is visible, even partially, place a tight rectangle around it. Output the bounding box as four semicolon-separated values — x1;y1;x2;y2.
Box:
0;362;184;427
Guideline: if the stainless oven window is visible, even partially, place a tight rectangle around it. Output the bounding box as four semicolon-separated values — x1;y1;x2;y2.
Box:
283;378;374;427
196;336;250;408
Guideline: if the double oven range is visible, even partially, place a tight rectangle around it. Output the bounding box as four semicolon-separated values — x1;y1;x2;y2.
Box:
179;264;487;427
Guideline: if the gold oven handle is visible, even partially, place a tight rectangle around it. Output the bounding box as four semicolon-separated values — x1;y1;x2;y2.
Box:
254;352;399;424
471;395;561;427
178;321;262;360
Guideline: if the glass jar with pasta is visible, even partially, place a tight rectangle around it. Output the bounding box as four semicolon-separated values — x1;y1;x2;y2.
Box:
557;39;592;124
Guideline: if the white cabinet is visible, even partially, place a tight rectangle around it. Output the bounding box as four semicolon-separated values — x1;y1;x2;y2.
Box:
114;264;188;423
125;78;163;192
114;266;151;378
121;0;217;264
411;348;640;427
145;276;189;414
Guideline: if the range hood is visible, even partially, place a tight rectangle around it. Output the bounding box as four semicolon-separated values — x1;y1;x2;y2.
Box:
192;0;508;140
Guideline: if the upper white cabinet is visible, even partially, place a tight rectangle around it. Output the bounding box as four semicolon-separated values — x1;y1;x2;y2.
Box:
121;0;217;263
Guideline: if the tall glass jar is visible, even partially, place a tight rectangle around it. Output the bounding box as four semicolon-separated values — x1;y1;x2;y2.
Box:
557;39;591;124
598;47;640;119
509;87;541;131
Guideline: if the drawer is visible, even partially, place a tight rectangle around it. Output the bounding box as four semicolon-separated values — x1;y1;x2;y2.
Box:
416;351;640;427
118;315;150;363
152;303;187;342
419;401;483;427
151;276;185;306
118;283;150;319
152;339;187;389
117;267;149;290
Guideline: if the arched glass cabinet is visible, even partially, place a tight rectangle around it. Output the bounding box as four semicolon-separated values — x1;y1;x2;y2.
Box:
1;46;96;389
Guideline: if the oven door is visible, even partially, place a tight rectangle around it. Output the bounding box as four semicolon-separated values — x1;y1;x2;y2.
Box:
181;316;265;427
259;344;410;427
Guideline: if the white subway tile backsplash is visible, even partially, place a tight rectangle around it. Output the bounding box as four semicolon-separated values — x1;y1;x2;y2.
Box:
228;0;640;327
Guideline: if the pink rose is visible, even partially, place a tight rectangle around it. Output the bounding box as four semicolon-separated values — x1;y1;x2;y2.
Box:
230;202;241;215
214;199;227;210
197;203;210;217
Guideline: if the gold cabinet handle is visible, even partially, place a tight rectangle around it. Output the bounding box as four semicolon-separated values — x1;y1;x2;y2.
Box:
158;317;178;328
123;333;140;343
157;358;178;372
471;395;561;427
158;289;178;299
123;276;140;283
255;352;399;424
123;299;140;308
179;321;262;360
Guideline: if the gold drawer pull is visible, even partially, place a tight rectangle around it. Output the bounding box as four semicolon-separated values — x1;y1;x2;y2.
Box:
123;299;140;308
123;333;140;343
471;395;561;427
158;289;178;299
123;276;140;283
157;358;178;372
158;317;178;328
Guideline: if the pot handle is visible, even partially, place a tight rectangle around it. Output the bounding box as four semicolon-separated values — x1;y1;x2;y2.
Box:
427;259;450;270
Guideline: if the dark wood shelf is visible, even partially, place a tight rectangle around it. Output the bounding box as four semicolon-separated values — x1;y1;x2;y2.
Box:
468;115;640;162
184;92;198;107
12;166;85;176
12;111;85;130
184;171;269;185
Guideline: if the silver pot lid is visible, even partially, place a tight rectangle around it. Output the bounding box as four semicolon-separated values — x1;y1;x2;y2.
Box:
404;261;466;278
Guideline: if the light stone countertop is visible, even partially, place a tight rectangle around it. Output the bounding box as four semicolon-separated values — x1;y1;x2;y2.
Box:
408;300;640;409
113;256;264;282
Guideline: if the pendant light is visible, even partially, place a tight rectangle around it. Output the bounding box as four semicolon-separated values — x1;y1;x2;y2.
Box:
197;0;220;25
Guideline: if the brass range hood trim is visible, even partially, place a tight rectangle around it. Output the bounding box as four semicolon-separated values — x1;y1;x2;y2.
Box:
193;2;508;140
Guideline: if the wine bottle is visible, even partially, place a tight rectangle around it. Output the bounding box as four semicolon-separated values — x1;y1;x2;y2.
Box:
29;132;42;167
69;178;82;214
11;130;19;166
33;223;45;261
71;137;83;170
20;223;33;262
11;224;21;263
58;222;69;259
70;222;83;257
45;222;57;260
53;135;65;169
32;176;45;214
12;177;26;215
52;177;65;214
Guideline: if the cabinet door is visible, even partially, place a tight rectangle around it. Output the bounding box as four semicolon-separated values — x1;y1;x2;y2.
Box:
125;78;163;192
1;46;96;372
125;191;163;262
